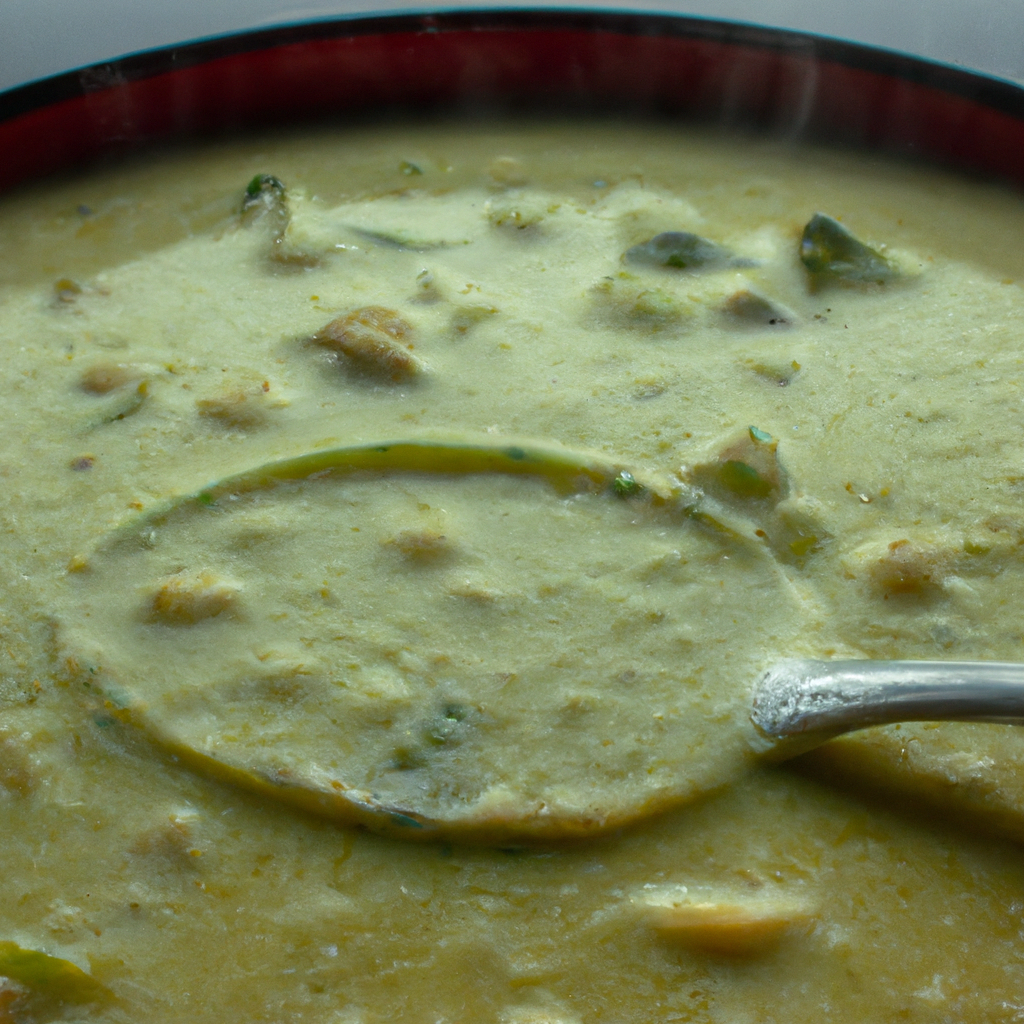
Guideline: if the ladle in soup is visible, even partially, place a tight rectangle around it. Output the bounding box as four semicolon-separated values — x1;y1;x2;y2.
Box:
55;438;1024;844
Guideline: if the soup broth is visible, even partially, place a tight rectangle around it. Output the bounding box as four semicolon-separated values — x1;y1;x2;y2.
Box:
3;121;1024;1022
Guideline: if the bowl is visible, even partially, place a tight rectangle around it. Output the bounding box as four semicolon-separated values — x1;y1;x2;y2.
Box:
4;10;1024;1022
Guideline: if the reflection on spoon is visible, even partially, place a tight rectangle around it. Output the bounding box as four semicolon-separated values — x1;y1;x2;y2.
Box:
752;659;1024;754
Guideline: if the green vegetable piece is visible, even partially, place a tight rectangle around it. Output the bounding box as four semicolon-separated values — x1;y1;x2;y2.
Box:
0;941;110;1003
800;213;898;284
748;425;773;444
399;160;424;176
624;232;754;271
242;174;285;210
613;470;644;498
718;460;773;499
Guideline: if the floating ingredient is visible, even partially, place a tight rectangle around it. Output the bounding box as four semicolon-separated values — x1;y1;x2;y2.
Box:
721;289;794;327
313;307;423;382
624;232;755;271
799;212;899;284
0;941;112;1009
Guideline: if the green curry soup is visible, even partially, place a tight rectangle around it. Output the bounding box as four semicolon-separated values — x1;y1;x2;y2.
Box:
4;120;1024;1021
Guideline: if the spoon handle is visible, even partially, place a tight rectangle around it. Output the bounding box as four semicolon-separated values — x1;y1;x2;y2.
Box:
752;660;1024;738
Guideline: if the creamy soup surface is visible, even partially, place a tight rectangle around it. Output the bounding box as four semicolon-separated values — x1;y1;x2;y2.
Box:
4;120;1024;1022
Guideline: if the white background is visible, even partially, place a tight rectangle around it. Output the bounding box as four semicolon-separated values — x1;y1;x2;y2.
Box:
2;0;1022;95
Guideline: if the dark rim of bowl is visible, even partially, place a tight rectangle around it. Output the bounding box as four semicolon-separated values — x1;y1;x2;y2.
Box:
2;8;1024;194
4;9;1024;119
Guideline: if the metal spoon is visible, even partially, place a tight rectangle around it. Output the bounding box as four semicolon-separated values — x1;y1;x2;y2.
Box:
751;660;1024;755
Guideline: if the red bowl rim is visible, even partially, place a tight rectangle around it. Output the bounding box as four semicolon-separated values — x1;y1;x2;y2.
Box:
2;8;1024;194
